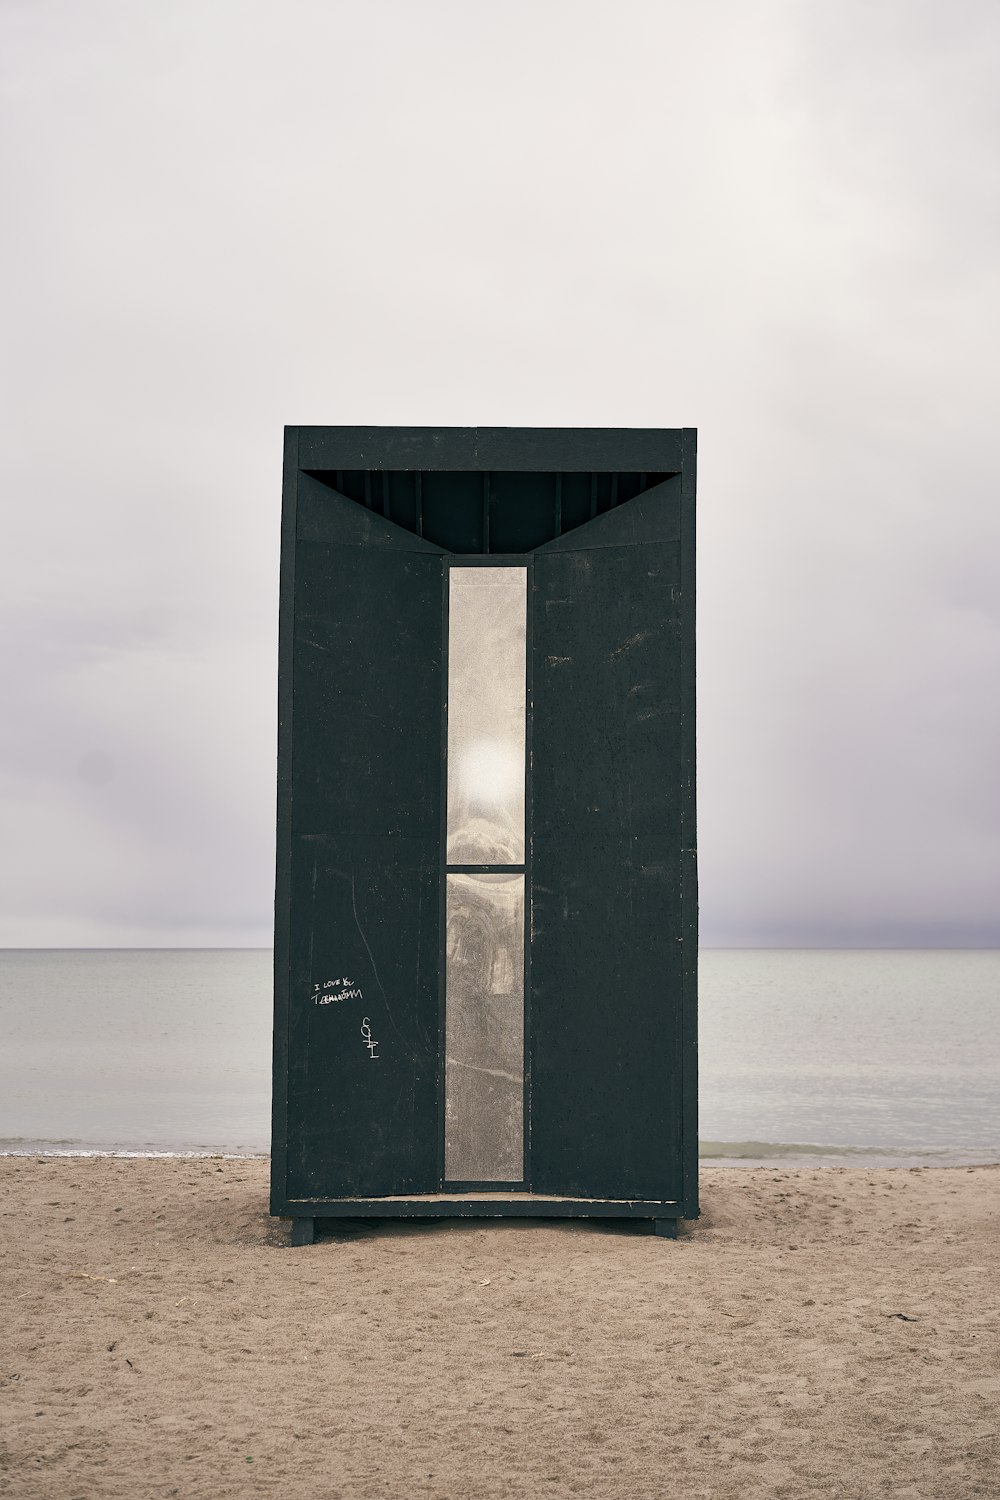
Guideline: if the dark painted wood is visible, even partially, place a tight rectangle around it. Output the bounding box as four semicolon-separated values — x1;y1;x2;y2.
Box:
291;1217;316;1246
420;471;483;552
536;473;682;551
273;426;697;1224
296;426;685;473
678;429;700;1219
286;835;439;1198
271;426;300;1215
291;543;443;839
274;479;444;1208
305;468;675;553
296;472;443;553
654;1218;679;1239
530;519;688;1201
488;471;559;552
530;838;685;1200
531;541;683;841
288;1198;680;1219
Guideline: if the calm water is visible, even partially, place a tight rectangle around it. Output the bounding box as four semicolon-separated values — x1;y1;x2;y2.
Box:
0;948;997;1165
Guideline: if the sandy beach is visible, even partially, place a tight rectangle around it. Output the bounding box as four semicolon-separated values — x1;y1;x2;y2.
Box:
1;1158;997;1498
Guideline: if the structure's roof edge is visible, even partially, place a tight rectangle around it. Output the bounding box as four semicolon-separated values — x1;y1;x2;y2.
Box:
291;425;693;473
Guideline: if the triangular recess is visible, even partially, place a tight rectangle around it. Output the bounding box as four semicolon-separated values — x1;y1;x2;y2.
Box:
534;475;681;551
303;469;677;553
296;472;445;553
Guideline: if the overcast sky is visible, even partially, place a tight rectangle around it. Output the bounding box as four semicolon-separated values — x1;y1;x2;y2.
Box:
2;0;998;947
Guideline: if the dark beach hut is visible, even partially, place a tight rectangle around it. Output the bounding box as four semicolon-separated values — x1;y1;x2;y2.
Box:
271;427;698;1242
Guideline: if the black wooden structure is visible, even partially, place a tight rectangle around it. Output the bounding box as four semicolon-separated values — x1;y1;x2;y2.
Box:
271;427;697;1242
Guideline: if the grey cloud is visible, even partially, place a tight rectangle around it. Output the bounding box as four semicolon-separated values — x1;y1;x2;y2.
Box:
1;0;998;945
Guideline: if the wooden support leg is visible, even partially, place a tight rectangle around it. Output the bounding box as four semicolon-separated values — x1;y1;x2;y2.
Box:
291;1217;316;1247
653;1218;678;1239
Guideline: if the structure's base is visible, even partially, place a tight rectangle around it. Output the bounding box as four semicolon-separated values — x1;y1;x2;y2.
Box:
290;1217;316;1247
284;1196;690;1246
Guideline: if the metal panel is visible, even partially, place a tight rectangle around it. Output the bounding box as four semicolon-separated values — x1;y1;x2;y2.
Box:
444;873;525;1182
530;514;688;1201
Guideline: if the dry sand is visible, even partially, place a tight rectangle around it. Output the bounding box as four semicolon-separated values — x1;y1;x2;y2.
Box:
1;1158;997;1499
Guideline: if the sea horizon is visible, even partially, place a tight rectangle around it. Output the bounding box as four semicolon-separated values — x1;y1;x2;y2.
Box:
2;946;997;1168
3;944;999;951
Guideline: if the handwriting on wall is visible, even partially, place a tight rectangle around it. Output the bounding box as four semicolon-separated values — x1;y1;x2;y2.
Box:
361;1017;379;1059
313;976;364;1006
311;977;379;1058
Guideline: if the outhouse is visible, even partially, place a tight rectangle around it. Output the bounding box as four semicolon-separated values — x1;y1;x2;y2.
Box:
271;427;698;1241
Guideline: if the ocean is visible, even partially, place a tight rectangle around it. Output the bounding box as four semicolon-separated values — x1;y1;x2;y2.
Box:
0;948;997;1166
